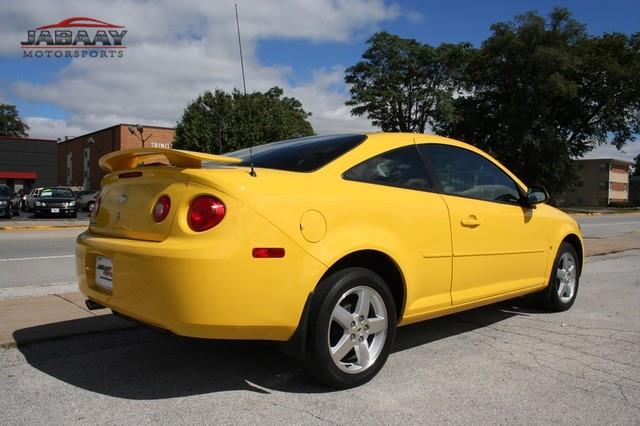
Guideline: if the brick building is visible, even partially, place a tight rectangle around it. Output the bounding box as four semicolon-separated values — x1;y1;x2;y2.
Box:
57;124;175;189
0;136;57;191
630;175;640;206
560;158;633;207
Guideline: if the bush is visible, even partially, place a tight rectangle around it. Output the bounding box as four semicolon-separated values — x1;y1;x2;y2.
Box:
608;201;635;208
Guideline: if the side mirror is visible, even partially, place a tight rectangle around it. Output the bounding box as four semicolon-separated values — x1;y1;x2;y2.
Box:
525;186;549;206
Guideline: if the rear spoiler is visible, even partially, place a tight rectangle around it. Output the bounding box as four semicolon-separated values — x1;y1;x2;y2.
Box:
98;147;242;172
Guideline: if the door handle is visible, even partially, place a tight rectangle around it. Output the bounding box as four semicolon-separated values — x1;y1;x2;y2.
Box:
461;216;481;227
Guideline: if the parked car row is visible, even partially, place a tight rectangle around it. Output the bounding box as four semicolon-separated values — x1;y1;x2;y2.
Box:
0;186;99;219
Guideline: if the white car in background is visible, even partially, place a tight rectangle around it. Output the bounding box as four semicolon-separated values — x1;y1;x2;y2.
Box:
24;187;43;211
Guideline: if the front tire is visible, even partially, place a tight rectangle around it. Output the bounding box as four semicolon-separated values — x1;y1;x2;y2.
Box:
304;267;396;388
538;242;580;312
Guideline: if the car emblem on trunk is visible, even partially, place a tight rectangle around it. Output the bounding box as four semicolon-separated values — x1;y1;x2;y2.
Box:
117;193;129;205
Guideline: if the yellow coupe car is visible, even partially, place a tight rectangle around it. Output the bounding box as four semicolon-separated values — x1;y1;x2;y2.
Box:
76;133;583;388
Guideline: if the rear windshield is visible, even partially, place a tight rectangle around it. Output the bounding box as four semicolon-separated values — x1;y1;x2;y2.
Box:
221;134;366;172
40;188;74;198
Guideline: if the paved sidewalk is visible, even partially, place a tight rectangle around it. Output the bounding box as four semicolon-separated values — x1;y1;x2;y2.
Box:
1;232;638;347
0;292;135;346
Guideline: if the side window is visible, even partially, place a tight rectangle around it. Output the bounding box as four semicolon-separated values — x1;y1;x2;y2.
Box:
344;145;433;191
420;144;522;204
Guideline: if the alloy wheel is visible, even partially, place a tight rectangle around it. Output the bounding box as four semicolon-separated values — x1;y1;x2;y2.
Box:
327;286;388;374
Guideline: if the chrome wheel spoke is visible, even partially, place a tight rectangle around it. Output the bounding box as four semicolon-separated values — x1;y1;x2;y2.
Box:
354;341;370;367
332;305;353;330
557;277;565;297
331;334;354;363
367;317;386;334
355;288;371;318
567;265;576;281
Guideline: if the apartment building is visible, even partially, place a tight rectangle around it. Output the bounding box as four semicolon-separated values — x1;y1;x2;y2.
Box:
561;158;633;207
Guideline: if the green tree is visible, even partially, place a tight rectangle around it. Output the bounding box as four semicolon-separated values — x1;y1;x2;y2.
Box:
345;32;470;133
0;103;29;137
436;8;640;195
173;87;314;153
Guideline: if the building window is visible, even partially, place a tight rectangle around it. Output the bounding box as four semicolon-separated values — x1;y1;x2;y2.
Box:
599;181;608;190
599;163;608;172
66;152;72;185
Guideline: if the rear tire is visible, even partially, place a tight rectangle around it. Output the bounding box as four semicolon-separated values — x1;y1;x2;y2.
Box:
538;242;580;312
304;267;396;388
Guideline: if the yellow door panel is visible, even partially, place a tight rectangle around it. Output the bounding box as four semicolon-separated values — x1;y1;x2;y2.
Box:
443;195;549;304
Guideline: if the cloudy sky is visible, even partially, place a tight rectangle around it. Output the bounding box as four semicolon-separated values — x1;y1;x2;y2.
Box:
1;0;639;161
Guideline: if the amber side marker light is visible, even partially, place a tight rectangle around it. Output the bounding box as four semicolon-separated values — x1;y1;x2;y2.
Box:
252;248;285;258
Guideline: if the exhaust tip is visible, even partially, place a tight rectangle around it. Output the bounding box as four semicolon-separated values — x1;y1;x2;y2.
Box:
85;299;106;310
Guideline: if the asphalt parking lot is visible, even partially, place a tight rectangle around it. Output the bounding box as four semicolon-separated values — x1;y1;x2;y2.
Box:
1;248;638;425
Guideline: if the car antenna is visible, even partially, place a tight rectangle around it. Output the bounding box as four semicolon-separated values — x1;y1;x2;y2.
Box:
236;3;256;177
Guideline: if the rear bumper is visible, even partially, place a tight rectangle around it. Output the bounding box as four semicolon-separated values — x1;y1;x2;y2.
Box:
76;228;326;341
34;206;76;216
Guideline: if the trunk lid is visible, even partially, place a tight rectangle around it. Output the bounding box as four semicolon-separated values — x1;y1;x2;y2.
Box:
90;148;241;242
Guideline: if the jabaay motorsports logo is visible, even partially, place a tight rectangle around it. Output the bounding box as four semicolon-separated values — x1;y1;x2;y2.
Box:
21;17;127;58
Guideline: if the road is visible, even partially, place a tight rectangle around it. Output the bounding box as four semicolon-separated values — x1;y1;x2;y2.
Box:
1;249;638;424
0;229;81;289
1;212;638;290
576;213;640;237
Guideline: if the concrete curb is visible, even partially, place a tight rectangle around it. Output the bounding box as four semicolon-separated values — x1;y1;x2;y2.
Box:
0;225;88;231
0;219;89;231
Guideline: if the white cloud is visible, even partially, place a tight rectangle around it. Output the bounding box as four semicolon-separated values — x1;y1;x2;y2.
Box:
1;0;401;139
289;67;376;134
23;116;87;140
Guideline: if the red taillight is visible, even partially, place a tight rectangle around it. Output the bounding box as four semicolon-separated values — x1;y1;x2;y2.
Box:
153;195;171;222
252;248;285;258
188;196;225;232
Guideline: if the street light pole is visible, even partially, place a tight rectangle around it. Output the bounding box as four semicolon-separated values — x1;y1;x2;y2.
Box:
200;103;228;154
127;124;152;148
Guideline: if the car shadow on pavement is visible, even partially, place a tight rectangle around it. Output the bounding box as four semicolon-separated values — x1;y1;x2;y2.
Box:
13;299;544;399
